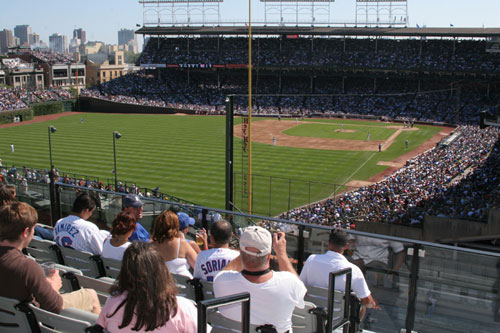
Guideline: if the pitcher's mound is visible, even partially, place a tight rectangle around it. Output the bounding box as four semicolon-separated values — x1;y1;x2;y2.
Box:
335;129;356;133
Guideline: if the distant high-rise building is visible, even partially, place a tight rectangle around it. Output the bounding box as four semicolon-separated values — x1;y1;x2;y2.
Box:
49;33;69;53
73;28;86;45
30;33;40;45
14;25;31;45
118;29;135;46
0;29;15;53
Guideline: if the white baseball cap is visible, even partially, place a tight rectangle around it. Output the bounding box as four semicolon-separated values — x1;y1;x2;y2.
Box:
239;226;272;257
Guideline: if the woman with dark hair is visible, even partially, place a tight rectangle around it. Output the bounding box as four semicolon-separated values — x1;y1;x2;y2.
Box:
102;211;137;261
97;242;198;332
152;210;197;278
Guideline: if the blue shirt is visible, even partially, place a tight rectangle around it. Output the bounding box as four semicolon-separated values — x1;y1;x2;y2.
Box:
129;222;150;242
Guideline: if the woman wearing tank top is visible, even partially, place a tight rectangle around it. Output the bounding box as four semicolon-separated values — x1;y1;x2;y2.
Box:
151;210;197;278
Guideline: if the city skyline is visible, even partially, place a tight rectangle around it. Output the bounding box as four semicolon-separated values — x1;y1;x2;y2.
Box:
1;0;500;51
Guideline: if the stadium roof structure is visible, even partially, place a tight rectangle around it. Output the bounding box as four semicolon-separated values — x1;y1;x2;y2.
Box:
136;26;500;38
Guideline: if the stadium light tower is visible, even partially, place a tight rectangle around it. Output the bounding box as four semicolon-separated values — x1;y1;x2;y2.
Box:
48;125;57;168
113;131;122;189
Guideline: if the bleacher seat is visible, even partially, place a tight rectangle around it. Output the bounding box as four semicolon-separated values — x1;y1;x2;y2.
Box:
62;272;114;307
0;296;33;332
100;256;121;279
207;309;266;332
28;303;98;333
26;238;60;264
171;273;197;301
56;246;104;278
199;279;215;301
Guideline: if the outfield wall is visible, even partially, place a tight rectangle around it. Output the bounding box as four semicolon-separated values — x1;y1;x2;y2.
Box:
78;96;196;115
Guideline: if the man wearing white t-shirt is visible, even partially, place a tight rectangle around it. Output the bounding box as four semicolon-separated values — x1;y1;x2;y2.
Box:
300;229;380;319
193;219;239;281
351;234;405;288
214;226;306;333
54;192;108;255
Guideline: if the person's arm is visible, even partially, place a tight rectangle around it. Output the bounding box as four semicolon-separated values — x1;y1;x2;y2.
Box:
189;241;202;254
273;232;298;277
361;294;381;310
198;228;209;250
183;238;198;269
29;262;63;313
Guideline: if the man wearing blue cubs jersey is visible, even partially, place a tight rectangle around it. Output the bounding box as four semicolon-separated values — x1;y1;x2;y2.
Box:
193;219;239;281
54;192;108;255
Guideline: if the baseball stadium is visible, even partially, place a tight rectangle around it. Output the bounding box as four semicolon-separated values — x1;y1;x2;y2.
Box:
1;0;500;332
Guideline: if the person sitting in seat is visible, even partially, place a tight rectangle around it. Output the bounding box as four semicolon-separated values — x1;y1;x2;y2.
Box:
214;226;306;333
0;202;100;314
54;192;108;255
193;219;239;281
102;211;136;261
121;194;150;242
97;242;198;332
300;228;380;320
151;210;197;278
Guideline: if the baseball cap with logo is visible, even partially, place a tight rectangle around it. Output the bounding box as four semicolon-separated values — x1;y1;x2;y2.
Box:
122;194;144;209
239;226;272;257
178;212;195;230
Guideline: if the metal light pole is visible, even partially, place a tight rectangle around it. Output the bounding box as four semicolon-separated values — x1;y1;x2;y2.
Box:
113;131;122;189
48;125;57;168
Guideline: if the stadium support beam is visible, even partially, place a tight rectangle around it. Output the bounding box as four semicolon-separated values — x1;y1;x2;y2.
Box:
139;0;222;27
355;0;408;27
261;0;335;26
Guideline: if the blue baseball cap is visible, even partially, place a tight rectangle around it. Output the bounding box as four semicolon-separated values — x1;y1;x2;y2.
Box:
178;212;195;230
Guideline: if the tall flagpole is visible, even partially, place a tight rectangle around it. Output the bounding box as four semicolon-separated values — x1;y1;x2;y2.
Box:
248;0;253;215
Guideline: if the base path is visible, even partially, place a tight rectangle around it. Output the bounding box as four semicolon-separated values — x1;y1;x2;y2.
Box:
234;119;419;151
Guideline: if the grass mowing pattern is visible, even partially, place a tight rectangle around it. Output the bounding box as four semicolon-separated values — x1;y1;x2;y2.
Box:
0;113;442;216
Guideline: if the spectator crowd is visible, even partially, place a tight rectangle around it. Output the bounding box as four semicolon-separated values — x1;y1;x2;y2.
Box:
0;86;74;112
281;125;500;226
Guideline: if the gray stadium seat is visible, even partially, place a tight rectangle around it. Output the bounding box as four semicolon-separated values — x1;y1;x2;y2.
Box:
199;279;215;301
62;272;113;307
26;238;60;264
29;303;98;333
0;296;34;332
291;302;317;333
57;246;104;278
101;256;122;279
171;273;197;301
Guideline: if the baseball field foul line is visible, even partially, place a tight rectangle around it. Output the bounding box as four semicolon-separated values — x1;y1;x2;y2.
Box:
331;152;377;197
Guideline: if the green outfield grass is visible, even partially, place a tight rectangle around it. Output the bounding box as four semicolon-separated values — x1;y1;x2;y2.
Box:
0;113;443;216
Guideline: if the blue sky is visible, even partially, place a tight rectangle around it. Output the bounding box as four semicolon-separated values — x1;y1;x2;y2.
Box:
1;0;500;47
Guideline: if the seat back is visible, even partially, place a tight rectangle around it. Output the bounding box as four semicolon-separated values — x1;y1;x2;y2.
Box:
29;303;96;333
26;238;60;264
291;301;317;333
0;296;35;332
171;273;196;301
207;310;262;333
199;279;215;301
101;256;122;279
62;272;113;306
57;246;103;278
305;285;345;321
